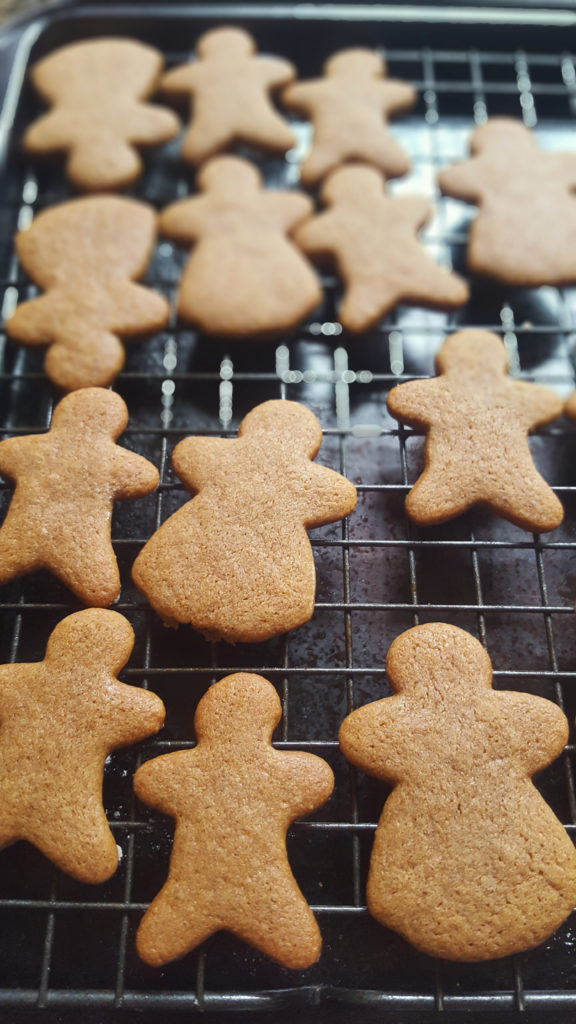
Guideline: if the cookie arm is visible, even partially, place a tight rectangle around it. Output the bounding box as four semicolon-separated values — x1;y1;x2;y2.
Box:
134;751;193;817
510;380;563;430
294;213;340;257
257;56;296;89
112;449;160;498
339;698;408;782
302;464;357;527
161;63;199;97
159;198;207;244
387;379;443;428
171;436;234;492
263;192;314;233
438;159;484;202
278;751;334;817
281;80;319;114
0;436;27;481
105;685;166;749
381;80;417;115
499;691;569;775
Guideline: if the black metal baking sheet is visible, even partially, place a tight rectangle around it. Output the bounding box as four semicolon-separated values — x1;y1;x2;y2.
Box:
1;4;576;1022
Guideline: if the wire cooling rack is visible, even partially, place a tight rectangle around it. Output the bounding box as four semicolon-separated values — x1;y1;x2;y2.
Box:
2;5;576;1020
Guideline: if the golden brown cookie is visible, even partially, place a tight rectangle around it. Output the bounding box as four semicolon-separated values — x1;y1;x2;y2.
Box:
0;609;164;883
23;38;180;191
339;622;576;961
6;196;170;392
162;26;296;164
159;156;321;336
135;672;333;968
0;388;159;604
438;118;576;285
386;329;563;532
132;400;357;642
283;48;416;186
564;389;576;421
295;165;468;332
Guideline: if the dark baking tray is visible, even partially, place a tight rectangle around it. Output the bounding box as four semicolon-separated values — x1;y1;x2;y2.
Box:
2;4;576;1022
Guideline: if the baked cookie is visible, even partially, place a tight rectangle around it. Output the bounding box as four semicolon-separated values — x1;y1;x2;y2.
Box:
135;672;333;968
0;609;164;883
386;329;563;532
23;38;180;190
438;118;576;285
0;388;159;604
339;622;576;961
283;48;416;186
162;26;296;164
159;156;321;336
295;165;468;332
6;196;169;391
132;400;357;642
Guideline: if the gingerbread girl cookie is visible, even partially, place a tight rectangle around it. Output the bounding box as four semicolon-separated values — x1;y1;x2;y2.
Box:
386;329;563;532
135;673;333;968
159;156;321;336
283;48;416;186
132;400;357;642
439;118;576;285
6;196;170;391
0;388;159;605
24;38;180;190
0;609;164;883
339;622;576;960
295;165;468;332
162;26;296;164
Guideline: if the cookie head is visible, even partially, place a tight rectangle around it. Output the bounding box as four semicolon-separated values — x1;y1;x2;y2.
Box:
238;399;322;458
197;26;255;60
386;622;493;696
50;387;128;438
31;39;163;103
321;164;385;205
324;48;385;80
45;608;135;673
194;673;282;743
197;154;261;197
470;117;534;156
435;329;509;381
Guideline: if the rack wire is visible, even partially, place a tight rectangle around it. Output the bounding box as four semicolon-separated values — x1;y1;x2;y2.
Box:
1;10;576;1019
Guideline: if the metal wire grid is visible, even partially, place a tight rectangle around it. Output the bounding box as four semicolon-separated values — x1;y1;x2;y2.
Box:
1;28;576;1017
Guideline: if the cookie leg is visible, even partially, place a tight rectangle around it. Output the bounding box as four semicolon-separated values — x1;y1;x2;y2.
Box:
234;887;322;970
405;469;473;525
136;880;217;966
339;280;393;332
51;535;121;607
490;473;564;533
362;133;411;179
67;137;142;192
181;121;235;165
30;812;119;884
299;142;342;187
242;112;296;153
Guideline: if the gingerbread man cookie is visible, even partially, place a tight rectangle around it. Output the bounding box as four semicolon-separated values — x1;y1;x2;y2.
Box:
135;673;333;968
0;388;159;605
132;400;357;642
295;165;468;332
159;156;321;336
0;609;164;883
23;38;180;190
386;330;563;532
283;48;416;186
162;26;296;164
339;622;576;961
6;196;170;392
439;118;576;285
